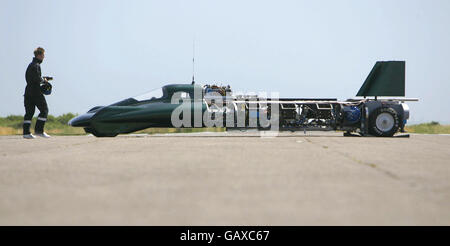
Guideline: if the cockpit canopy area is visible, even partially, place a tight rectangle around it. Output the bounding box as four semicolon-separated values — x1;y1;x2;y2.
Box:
131;84;199;102
114;83;233;106
132;84;233;101
132;88;164;101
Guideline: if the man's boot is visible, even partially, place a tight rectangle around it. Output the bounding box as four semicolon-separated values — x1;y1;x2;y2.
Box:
23;120;35;139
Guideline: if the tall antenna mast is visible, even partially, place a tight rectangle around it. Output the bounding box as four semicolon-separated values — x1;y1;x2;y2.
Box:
191;39;195;84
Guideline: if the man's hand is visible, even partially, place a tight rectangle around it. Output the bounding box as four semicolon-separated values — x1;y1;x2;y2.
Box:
42;76;53;85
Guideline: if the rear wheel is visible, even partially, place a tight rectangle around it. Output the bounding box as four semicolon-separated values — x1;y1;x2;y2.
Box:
369;107;399;137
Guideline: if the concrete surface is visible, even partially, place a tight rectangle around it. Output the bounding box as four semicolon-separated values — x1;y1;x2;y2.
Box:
0;132;449;225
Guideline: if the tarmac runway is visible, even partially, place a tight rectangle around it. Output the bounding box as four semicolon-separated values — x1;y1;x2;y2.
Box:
0;132;449;225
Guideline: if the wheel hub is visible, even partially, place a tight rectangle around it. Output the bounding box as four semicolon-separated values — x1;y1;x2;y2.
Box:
376;112;394;132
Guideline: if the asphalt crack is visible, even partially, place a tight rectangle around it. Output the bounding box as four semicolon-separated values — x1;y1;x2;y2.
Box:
303;137;400;180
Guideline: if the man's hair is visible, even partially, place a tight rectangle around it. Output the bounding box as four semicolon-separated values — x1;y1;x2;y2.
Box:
34;47;45;57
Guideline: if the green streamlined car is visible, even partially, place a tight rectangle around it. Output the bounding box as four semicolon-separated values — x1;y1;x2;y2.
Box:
69;61;417;137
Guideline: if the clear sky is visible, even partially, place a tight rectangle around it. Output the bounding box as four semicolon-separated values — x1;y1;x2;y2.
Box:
1;0;449;123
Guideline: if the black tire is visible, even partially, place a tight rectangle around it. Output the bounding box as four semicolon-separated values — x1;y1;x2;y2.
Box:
92;132;118;137
369;107;399;137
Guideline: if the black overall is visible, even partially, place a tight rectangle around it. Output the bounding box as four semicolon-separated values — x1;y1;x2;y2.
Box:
23;57;48;135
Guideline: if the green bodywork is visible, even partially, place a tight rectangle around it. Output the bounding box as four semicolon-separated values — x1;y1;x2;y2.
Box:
356;61;405;97
69;84;207;137
70;61;409;137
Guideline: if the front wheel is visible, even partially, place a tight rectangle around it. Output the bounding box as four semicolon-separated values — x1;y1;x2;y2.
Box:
369;107;399;137
92;132;118;137
84;128;118;137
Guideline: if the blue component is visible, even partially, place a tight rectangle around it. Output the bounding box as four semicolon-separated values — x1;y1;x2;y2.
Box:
343;106;361;123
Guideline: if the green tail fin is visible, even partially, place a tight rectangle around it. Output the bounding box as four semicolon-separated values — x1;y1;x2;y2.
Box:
357;61;405;97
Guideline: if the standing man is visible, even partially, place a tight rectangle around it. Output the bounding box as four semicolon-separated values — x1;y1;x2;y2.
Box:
23;47;51;139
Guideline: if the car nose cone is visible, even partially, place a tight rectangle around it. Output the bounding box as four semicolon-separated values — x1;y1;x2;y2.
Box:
68;113;94;127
